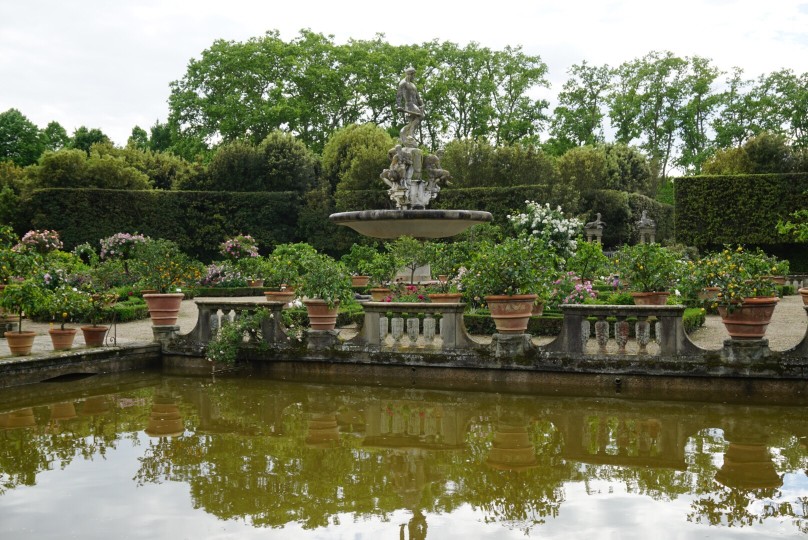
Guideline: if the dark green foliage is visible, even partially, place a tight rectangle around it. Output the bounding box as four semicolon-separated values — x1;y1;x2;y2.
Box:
675;173;808;246
20;188;302;261
207;140;265;191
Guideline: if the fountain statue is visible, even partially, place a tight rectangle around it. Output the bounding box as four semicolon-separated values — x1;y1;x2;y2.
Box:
329;67;492;239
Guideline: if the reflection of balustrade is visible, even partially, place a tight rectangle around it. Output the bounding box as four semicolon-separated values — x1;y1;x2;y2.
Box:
357;302;478;351
0;407;36;429
50;402;77;422
545;305;703;357
79;396;110;416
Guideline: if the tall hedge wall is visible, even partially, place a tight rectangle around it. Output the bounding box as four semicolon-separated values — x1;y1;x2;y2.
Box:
674;174;808;270
675;173;808;245
21;189;302;261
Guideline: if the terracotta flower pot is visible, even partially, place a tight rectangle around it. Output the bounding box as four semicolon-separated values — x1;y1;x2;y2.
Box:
350;275;370;288
5;330;36;356
532;301;544;316
369;287;391;301
246;279;264;288
799;287;808;306
143;293;184;326
717;296;778;339
485;294;537;334
427;293;462;303
48;328;77;351
264;290;296;304
698;286;721;301
303;299;339;331
81;325;109;347
630;291;670;306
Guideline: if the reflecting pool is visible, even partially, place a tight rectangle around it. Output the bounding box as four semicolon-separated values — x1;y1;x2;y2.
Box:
0;372;806;539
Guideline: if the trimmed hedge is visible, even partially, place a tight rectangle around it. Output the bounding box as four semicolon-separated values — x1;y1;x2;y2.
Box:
675;173;808;246
20;188;303;261
194;287;270;297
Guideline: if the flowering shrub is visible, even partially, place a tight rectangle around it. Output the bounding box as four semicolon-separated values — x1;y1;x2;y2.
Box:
548;272;597;310
384;284;430;302
17;229;63;254
99;233;147;260
508;201;581;262
220;234;259;260
199;263;248;288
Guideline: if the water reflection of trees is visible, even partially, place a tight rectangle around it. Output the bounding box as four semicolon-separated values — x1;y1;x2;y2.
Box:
2;377;808;534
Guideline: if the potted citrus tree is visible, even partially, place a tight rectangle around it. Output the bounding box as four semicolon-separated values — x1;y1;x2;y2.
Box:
613;243;680;305
43;285;90;351
700;246;779;339
131;239;197;326
263;254;300;304
367;251;400;301
424;241;465;303
340;243;378;288
81;292;117;347
0;278;45;355
297;253;353;330
461;237;549;334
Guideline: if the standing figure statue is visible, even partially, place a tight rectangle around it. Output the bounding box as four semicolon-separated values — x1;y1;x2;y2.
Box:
396;66;424;147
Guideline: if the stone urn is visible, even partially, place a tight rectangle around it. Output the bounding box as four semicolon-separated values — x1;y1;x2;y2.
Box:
350;275;370;288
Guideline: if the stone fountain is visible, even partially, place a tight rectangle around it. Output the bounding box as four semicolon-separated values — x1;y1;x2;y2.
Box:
329;66;492;239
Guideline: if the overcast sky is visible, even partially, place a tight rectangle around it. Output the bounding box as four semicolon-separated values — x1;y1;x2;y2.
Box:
2;0;807;147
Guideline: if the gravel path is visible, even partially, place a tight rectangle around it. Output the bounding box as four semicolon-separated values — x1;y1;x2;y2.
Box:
1;295;805;358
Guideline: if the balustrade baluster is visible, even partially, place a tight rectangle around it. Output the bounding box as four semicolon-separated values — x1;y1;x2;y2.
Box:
636;316;650;354
423;315;436;345
615;317;629;354
581;319;591;351
406;317;419;346
379;315;389;343
391;317;404;345
595;316;609;353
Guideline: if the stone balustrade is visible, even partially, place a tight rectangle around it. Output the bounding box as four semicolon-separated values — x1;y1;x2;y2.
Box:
158;298;808;379
354;301;478;351
544;304;703;357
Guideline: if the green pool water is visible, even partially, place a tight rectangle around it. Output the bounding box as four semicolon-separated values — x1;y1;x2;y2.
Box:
0;371;806;539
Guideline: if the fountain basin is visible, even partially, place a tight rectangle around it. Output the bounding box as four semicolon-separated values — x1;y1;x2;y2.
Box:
329;209;493;239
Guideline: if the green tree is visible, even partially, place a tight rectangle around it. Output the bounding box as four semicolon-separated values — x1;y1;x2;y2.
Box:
0;108;45;166
207;139;264;191
29;148;88;188
490;142;558;187
676;56;722;174
701;147;753;175
743;131;795;173
550;61;611;150
258;130;319;192
712;67;758;149
440;138;495;188
70;126;110;154
602;143;652;194
322;123;394;192
128;126;150;150
41;121;69;152
609;51;689;179
556;145;608;211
